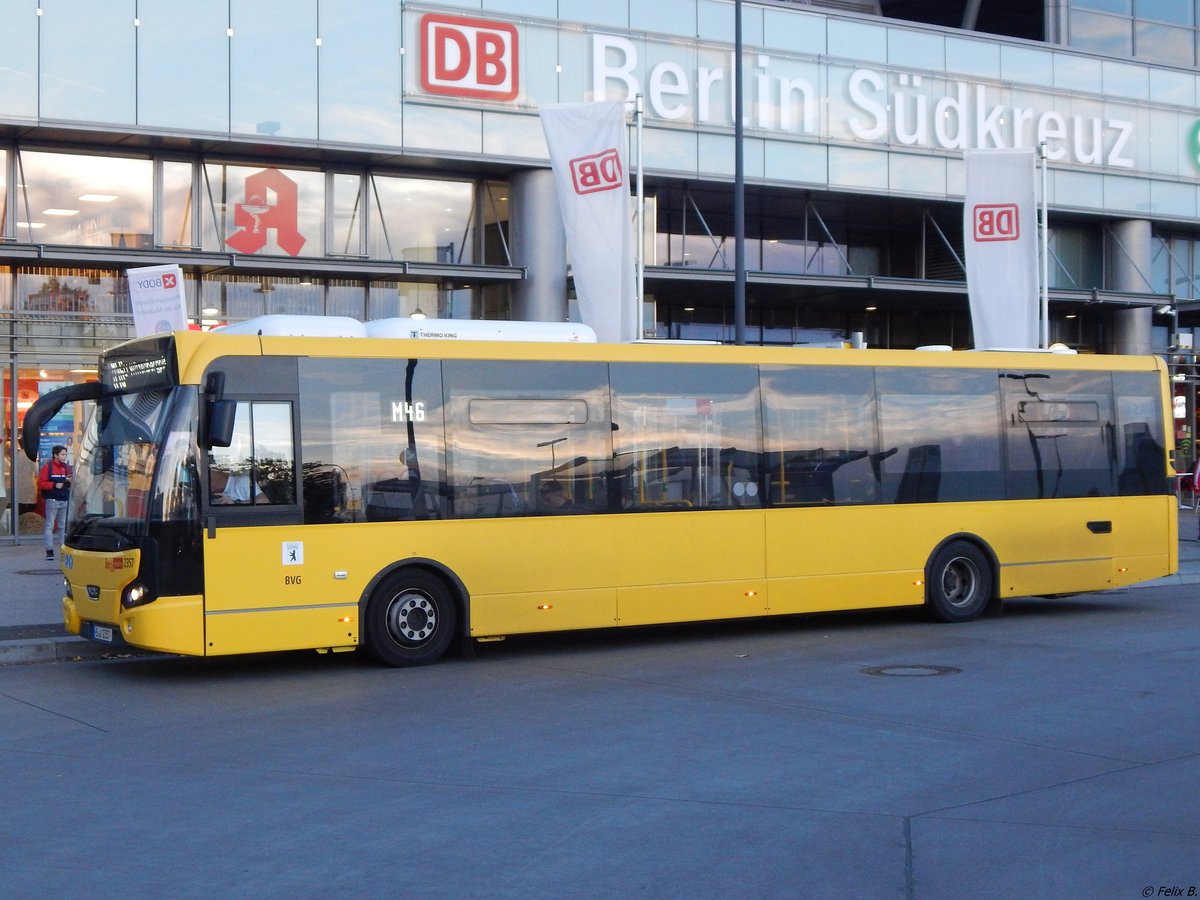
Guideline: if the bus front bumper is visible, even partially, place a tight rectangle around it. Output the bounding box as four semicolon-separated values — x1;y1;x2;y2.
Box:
63;592;205;656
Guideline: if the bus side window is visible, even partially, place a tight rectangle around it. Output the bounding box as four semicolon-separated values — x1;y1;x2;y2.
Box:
442;360;613;519
1114;372;1169;497
878;368;1004;504
253;402;296;504
610;363;762;511
209;401;296;506
760;365;878;507
297;357;449;525
1002;371;1116;500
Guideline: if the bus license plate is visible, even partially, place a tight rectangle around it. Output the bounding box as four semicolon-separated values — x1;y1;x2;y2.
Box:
91;624;114;643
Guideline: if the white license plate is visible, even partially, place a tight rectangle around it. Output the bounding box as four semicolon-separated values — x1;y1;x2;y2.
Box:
92;624;114;643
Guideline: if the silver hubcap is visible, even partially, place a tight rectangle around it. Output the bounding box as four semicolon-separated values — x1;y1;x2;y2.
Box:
941;557;979;608
385;591;438;644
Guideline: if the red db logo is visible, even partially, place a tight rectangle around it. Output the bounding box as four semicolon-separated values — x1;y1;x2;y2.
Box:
973;204;1020;242
420;14;519;101
569;149;624;195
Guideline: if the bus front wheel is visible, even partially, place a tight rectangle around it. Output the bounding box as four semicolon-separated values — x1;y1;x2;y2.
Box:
365;570;457;667
925;540;992;623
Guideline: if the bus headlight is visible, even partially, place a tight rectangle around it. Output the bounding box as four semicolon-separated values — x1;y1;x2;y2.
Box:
63;578;73;599
121;582;154;609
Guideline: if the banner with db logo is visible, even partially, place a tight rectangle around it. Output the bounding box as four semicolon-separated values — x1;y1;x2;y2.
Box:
540;102;637;344
127;264;188;338
963;149;1038;349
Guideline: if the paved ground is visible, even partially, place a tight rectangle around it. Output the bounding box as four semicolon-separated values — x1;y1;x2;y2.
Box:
2;567;1197;896
2;508;1198;665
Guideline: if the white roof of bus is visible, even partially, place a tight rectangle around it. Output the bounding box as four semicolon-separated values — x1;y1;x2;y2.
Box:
213;315;368;337
365;317;596;342
210;315;597;343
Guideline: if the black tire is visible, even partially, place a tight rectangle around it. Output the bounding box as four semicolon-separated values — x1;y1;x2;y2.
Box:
925;540;992;623
364;570;457;667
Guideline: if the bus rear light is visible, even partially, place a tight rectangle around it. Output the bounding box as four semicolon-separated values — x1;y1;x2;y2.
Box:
121;582;154;609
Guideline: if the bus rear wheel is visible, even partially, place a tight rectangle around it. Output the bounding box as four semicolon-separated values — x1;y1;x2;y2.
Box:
364;570;457;667
925;540;992;623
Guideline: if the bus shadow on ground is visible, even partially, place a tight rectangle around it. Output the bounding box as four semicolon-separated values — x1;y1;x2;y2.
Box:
471;593;1138;660
75;591;1141;678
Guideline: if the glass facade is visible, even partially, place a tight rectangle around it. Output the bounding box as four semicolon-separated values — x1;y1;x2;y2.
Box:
367;176;478;264
1068;0;1200;65
3;147;503;282
1149;233;1200;358
0;3;1197;199
13;141;1124;348
15;151;152;248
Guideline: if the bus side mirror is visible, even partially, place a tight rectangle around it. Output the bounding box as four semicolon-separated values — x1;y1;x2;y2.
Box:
205;399;236;449
202;370;235;448
21;381;108;461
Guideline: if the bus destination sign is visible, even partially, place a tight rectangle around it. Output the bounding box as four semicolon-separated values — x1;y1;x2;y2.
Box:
102;336;178;392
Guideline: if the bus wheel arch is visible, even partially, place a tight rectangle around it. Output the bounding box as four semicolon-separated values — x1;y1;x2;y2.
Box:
924;535;997;623
361;561;468;667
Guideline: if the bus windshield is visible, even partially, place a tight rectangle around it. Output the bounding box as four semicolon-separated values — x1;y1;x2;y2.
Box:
67;387;196;550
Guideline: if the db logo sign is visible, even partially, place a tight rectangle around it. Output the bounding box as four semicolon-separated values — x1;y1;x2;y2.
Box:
973;204;1020;242
570;149;624;195
420;13;519;101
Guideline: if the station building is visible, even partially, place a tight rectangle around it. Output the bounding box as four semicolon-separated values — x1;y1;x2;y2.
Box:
3;0;1200;529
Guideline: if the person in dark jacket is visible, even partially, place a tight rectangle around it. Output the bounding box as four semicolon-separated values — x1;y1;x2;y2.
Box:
38;445;72;560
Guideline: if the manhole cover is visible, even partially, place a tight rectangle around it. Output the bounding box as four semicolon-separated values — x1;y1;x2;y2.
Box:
861;664;961;677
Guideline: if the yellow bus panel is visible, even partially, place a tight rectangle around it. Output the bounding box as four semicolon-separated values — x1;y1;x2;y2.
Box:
204;606;358;656
120;595;206;656
468;586;616;636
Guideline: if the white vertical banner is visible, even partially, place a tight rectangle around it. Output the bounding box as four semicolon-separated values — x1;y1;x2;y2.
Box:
539;101;637;343
127;264;188;337
963;149;1039;349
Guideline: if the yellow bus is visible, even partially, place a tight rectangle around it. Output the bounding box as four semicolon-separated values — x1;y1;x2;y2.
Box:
25;317;1178;666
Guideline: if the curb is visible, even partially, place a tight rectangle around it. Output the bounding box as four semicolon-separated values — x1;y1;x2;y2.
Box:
0;634;155;665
